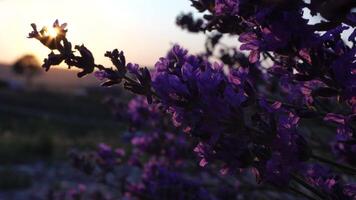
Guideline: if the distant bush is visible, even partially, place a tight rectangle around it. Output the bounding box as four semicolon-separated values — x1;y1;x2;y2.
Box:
12;54;42;87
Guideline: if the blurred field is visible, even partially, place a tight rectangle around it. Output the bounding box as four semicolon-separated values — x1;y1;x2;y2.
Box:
0;64;128;196
0;89;127;163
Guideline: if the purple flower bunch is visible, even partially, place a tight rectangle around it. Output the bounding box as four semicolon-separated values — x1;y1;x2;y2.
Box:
150;45;310;187
300;164;356;199
28;0;356;199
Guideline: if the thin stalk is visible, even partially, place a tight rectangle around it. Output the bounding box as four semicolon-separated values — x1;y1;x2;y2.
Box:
289;186;319;200
311;154;356;176
291;174;329;200
313;98;332;113
123;75;137;84
260;97;327;116
264;51;283;65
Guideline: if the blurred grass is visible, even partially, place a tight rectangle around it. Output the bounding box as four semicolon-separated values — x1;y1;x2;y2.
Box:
0;88;128;164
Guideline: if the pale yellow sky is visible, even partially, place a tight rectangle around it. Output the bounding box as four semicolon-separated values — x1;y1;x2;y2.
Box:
0;0;206;67
2;0;351;69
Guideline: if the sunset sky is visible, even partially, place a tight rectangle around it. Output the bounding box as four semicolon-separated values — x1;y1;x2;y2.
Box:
0;0;206;67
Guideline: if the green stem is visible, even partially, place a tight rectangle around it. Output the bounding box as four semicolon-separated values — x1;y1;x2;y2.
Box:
311;154;356;176
123;75;137;84
313;98;332;113
291;174;329;200
261;97;327;116
289;186;319;200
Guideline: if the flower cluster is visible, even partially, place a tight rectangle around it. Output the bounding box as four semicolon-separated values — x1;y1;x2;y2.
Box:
301;164;356;199
68;97;240;199
150;45;311;187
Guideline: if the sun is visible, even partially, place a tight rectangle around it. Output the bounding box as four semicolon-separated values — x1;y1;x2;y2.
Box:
44;27;58;38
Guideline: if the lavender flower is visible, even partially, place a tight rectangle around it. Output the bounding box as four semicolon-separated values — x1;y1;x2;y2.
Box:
215;0;239;16
28;0;356;198
302;164;356;199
